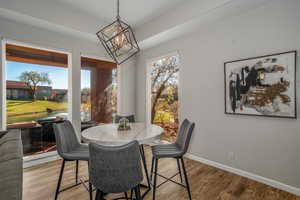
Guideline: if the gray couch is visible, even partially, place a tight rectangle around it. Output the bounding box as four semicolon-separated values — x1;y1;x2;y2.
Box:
0;129;23;200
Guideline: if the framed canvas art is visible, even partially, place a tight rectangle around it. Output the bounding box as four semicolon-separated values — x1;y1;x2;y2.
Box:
224;51;297;118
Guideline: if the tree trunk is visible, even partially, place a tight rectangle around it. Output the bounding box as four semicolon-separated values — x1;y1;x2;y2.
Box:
151;85;166;123
31;86;37;101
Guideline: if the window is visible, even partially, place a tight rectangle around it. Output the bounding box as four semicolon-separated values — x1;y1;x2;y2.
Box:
6;62;68;125
81;57;117;123
81;69;91;122
148;54;180;142
5;43;69;156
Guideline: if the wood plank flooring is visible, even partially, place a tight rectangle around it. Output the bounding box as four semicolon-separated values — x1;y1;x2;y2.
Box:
23;147;300;200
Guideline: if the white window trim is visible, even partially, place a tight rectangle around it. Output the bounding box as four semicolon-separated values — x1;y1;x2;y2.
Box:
0;37;7;130
145;51;181;125
0;38;72;164
23;151;60;168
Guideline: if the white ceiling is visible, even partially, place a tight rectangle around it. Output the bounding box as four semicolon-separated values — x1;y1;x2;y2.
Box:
56;0;186;27
0;0;270;49
0;0;187;40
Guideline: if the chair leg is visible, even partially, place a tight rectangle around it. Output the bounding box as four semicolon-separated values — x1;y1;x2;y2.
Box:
177;158;183;183
124;192;129;200
95;190;99;200
152;158;158;200
180;158;192;200
75;160;79;184
150;157;155;182
88;162;93;200
95;189;105;200
140;145;151;188
55;159;66;200
130;189;133;200
89;182;93;200
134;185;142;200
100;191;105;200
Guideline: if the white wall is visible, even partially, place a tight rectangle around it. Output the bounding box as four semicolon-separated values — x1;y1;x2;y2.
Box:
0;17;136;133
136;0;300;189
118;58;136;116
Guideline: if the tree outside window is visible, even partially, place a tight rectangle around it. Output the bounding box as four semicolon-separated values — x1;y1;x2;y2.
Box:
151;55;179;142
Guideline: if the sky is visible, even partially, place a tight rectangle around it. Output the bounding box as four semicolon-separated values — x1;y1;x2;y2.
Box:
6;61;91;89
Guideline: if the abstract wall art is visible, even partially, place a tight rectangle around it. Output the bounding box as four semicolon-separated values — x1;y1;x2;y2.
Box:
224;51;297;118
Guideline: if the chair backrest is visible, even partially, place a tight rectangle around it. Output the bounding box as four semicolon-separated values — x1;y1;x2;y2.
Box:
53;120;80;159
114;115;135;123
89;141;143;194
175;119;195;155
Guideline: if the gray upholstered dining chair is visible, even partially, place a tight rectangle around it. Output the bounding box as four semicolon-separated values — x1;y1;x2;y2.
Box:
89;140;143;200
53;120;91;200
114;114;135;123
151;119;195;200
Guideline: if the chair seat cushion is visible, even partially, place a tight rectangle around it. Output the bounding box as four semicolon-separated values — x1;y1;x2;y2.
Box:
151;143;183;158
63;144;89;161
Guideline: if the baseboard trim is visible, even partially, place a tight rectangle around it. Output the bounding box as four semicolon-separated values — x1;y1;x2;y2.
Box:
185;153;300;196
23;153;61;168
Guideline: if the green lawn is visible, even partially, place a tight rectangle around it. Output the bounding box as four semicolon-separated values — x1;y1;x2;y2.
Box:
7;100;67;124
8;112;55;124
7;100;67;115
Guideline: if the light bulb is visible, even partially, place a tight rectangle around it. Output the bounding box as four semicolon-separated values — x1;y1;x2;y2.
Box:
112;26;126;49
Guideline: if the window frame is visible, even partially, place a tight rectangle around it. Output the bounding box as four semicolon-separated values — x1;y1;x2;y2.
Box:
80;54;119;122
0;38;74;164
1;39;72;130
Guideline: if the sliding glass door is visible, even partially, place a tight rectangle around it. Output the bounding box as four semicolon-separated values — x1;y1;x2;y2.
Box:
2;41;70;157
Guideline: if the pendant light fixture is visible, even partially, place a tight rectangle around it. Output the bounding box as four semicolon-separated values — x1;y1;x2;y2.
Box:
96;0;140;64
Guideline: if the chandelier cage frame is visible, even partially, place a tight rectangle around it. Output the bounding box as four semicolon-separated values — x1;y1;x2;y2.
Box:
96;0;140;65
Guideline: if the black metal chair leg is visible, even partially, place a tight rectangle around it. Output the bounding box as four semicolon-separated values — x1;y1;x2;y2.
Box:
130;189;133;200
134;185;142;200
100;190;105;200
177;158;183;183
152;158;158;200
95;189;105;200
150;157;155;182
89;182;93;200
180;158;192;200
76;160;79;184
140;145;145;157
55;159;65;200
140;145;151;187
124;192;129;200
88;162;92;200
95;189;99;200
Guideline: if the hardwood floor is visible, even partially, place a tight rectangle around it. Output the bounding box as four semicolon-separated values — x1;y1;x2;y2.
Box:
23;147;300;200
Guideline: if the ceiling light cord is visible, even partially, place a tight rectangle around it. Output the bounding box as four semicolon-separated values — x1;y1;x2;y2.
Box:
116;0;120;20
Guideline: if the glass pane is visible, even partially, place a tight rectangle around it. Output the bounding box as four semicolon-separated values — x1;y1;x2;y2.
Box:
6;61;68;156
150;55;180;142
81;58;117;124
81;69;91;122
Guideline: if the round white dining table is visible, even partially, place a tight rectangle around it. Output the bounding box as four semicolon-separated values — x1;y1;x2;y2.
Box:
81;122;164;146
